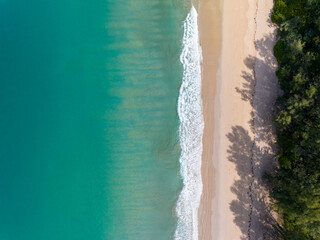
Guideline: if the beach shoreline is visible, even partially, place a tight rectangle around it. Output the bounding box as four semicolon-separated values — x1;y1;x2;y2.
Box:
198;0;278;238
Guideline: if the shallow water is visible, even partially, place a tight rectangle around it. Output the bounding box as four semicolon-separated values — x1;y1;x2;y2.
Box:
0;1;201;239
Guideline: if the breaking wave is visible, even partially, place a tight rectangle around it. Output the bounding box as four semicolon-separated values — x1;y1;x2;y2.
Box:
175;6;204;240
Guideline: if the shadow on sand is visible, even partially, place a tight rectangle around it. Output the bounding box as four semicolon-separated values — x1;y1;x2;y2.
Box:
227;32;282;239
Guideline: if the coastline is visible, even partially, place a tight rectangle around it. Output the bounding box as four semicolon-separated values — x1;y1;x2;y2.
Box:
198;0;278;239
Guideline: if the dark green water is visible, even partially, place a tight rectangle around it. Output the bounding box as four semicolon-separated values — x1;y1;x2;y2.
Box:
0;0;190;239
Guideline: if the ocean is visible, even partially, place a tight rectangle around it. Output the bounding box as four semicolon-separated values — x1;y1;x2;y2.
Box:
0;0;203;239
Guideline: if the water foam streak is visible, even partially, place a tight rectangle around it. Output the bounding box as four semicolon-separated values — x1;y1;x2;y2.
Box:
175;6;204;240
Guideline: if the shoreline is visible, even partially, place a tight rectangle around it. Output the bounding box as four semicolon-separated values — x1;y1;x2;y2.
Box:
198;0;278;238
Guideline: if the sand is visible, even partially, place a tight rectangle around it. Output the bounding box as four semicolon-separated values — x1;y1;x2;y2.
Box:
198;0;279;239
198;0;221;238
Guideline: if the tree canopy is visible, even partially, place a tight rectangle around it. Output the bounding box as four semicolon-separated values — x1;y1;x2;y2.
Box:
270;0;320;239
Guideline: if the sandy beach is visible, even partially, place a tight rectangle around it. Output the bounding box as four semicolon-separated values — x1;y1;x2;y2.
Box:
198;0;279;239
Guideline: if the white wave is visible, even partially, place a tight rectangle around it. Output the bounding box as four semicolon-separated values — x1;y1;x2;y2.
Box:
175;6;204;240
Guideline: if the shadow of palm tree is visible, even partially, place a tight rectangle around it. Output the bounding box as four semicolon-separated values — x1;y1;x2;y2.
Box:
228;33;282;239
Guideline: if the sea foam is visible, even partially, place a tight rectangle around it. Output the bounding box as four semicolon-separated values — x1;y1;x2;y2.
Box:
175;6;204;240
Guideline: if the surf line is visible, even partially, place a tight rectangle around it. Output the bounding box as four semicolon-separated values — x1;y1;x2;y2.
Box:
175;6;204;240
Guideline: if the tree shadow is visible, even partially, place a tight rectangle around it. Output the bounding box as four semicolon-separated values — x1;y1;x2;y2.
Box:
229;32;282;239
227;126;254;240
227;126;280;240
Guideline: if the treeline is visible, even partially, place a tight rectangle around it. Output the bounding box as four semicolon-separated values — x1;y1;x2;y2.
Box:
269;0;320;239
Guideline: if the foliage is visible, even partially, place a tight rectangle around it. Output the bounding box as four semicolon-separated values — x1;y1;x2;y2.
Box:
270;0;320;239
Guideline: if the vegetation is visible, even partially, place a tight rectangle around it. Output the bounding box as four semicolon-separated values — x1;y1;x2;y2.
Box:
270;0;320;239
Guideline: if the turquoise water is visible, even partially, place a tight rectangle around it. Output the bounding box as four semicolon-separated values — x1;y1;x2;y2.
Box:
0;0;192;239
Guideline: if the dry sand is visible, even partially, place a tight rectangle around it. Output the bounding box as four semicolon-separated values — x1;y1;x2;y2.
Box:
198;0;279;239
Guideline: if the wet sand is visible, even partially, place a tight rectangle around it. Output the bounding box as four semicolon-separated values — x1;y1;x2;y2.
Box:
198;0;221;239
